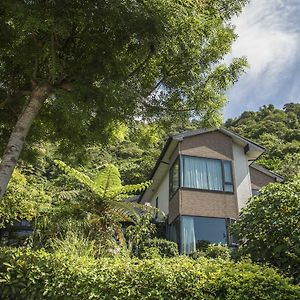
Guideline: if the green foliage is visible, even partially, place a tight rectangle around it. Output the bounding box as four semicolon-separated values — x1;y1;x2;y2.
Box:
225;103;300;177
126;208;157;253
190;244;231;260
139;238;179;258
232;176;300;282
42;160;151;253
0;0;248;163
205;244;231;260
49;229;97;259
0;247;299;300
0;169;50;229
54;160;150;201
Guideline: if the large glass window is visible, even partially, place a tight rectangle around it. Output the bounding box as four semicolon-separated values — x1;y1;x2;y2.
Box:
168;217;180;246
169;159;179;198
179;216;228;253
182;156;233;192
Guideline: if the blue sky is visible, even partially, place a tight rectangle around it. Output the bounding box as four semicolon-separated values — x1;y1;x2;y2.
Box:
224;0;300;120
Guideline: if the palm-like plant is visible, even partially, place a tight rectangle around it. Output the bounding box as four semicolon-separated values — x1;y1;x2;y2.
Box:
53;160;151;248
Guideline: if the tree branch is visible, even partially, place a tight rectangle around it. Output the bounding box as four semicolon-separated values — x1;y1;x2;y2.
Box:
0;91;31;110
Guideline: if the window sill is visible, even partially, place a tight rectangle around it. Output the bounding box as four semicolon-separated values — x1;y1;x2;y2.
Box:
180;187;235;195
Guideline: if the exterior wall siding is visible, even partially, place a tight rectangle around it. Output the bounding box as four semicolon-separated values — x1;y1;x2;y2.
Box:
232;143;252;212
149;170;169;219
250;167;276;190
159;130;266;224
180;131;233;160
168;131;240;223
169;190;180;224
180;189;238;219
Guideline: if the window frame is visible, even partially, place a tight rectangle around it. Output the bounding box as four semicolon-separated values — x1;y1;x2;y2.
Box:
169;215;234;253
169;157;180;200
181;155;234;194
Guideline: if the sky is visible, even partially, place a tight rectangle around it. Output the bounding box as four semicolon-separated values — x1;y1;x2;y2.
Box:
224;0;300;120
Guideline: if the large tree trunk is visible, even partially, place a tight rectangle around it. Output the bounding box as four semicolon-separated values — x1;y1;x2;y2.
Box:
0;84;51;198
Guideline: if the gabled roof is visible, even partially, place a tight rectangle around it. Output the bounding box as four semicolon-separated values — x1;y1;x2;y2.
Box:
149;127;264;179
250;163;284;182
172;127;265;153
139;127;266;203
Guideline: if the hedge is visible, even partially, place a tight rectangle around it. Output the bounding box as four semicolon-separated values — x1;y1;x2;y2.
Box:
0;247;299;300
139;238;179;257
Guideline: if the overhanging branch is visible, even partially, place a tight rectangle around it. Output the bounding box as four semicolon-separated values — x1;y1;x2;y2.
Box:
0;91;31;110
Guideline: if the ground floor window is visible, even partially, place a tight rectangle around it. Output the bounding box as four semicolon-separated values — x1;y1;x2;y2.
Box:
169;216;230;254
0;220;32;246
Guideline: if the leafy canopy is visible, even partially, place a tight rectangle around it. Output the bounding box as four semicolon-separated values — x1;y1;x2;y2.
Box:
0;0;248;158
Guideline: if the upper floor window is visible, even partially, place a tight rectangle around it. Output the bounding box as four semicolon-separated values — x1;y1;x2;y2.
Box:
182;156;233;192
169;159;179;198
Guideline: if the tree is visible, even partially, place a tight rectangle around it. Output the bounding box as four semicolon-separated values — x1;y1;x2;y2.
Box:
232;176;300;282
0;0;248;197
225;102;300;177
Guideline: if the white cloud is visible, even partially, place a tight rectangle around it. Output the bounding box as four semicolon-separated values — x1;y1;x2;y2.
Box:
231;0;298;78
224;0;300;118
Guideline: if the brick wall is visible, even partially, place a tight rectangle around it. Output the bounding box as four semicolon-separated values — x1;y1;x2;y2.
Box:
180;189;238;219
180;131;233;160
250;167;276;190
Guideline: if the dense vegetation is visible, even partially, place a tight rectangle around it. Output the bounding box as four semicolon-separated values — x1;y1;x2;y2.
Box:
225;103;300;178
1;1;299;298
232;175;300;283
0;0;247;197
0;248;299;300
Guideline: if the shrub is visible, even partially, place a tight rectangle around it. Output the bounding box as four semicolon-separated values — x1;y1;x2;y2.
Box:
0;247;299;300
139;238;179;258
232;177;300;282
190;244;231;260
205;244;231;260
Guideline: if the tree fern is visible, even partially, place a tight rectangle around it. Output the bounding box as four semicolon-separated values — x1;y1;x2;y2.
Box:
54;160;152;245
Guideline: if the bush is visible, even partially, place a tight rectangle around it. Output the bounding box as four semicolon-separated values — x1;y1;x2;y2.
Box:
232;177;300;282
190;244;231;260
0;247;299;300
205;244;231;260
139;238;179;258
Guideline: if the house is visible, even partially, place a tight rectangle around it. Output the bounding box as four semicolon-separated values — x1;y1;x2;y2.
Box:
138;128;283;253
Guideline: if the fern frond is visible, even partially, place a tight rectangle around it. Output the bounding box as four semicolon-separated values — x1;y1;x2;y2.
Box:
104;200;141;223
110;181;152;198
55;190;81;201
54;160;97;192
94;164;122;197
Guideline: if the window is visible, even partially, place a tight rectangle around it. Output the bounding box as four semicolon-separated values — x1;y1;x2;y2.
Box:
0;220;33;246
223;161;234;192
182;156;233;192
168;217;180;246
179;216;228;253
169;159;179;198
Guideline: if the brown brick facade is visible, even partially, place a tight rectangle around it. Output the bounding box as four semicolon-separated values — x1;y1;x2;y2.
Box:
180;131;233;160
180;189;238;219
250;167;276;190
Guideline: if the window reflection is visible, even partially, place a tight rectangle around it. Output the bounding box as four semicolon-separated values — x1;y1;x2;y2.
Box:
170;216;228;254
